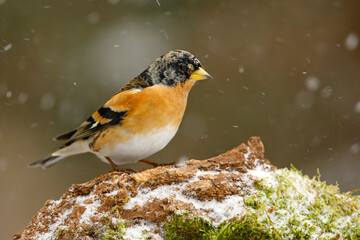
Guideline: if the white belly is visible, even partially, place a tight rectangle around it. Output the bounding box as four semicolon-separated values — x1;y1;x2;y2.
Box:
95;126;178;165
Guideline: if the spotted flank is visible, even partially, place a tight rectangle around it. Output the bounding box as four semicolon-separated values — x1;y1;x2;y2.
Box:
29;49;212;169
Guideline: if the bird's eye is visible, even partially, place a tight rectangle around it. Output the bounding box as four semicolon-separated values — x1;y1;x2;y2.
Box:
179;63;187;71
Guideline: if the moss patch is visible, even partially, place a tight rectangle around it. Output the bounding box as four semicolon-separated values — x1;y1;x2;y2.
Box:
163;167;360;240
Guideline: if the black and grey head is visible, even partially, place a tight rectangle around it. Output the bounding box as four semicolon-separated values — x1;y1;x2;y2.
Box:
142;49;210;87
120;50;211;92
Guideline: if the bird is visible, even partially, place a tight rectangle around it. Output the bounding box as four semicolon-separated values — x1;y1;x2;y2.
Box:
29;49;211;170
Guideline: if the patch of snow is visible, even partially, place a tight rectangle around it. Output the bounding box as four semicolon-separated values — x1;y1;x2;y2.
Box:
243;151;251;164
123;166;274;226
77;195;102;224
247;164;274;180
36;206;72;240
123;220;161;239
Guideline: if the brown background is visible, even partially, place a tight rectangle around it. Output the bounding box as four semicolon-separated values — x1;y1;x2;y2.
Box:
1;0;360;238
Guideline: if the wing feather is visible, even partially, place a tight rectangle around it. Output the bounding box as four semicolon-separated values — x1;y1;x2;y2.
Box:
54;89;141;144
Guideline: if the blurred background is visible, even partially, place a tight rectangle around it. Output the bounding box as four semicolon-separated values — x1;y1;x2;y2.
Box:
1;0;360;238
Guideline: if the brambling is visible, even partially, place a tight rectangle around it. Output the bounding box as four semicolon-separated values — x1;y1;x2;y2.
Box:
29;49;211;170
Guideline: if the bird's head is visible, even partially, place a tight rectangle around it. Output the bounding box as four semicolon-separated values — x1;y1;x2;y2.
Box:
144;49;212;87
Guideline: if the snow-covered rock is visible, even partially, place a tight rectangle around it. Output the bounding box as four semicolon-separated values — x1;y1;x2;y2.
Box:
14;137;360;240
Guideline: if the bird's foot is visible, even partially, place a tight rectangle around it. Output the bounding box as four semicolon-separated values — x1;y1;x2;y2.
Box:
105;156;120;171
138;159;176;168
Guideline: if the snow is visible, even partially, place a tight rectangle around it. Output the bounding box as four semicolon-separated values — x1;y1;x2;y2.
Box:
159;29;169;40
350;143;360;154
5;91;12;98
320;86;332;98
76;192;102;224
108;0;120;5
0;158;8;171
17;92;28;104
3;43;12;51
123;168;248;225
123;220;161;239
40;93;55;111
123;153;276;227
305;75;320;91
87;12;100;24
247;164;273;180
295;90;314;110
345;32;359;51
238;66;245;73
354;101;360;113
35;204;72;240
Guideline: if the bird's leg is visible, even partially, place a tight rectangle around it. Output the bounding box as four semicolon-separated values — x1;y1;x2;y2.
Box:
138;159;159;167
105;156;120;171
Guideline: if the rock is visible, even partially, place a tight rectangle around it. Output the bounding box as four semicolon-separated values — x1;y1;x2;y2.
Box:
14;137;360;240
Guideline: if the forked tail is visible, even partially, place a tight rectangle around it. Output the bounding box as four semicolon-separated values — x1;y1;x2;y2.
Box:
29;139;89;169
28;155;66;169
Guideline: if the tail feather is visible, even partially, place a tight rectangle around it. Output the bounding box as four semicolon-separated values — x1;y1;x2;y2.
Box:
53;129;77;141
30;139;89;169
28;155;66;169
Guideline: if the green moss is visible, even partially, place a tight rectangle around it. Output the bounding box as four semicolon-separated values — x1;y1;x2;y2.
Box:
164;214;215;240
215;215;281;240
102;206;126;240
164;213;282;240
164;167;360;240
102;220;126;240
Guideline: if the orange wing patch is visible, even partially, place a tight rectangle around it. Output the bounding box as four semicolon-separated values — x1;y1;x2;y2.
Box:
92;111;111;125
104;89;140;112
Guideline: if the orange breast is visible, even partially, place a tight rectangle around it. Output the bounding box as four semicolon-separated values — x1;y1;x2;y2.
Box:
90;79;196;151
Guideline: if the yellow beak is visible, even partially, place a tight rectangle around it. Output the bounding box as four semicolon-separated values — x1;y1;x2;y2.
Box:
189;67;212;81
